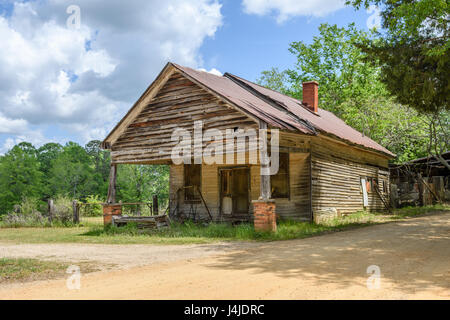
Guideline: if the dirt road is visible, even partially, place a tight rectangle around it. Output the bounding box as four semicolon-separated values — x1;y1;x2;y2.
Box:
1;212;449;299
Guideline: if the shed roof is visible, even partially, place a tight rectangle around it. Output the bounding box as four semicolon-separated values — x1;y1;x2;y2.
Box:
103;62;395;158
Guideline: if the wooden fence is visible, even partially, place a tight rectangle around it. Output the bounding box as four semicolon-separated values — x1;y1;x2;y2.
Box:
47;196;167;224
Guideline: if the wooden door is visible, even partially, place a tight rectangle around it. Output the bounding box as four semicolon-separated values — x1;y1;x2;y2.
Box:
220;167;250;216
220;169;233;215
232;168;249;215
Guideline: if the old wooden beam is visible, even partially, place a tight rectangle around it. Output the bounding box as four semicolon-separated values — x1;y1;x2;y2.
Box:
72;200;79;224
107;164;117;204
259;121;271;200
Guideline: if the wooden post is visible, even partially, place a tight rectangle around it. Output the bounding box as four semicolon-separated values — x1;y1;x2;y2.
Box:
259;121;271;200
107;164;117;204
72;200;79;224
48;199;54;223
152;195;159;216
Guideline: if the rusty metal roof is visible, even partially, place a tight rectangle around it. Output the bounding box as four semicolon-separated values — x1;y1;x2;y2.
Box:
173;63;395;158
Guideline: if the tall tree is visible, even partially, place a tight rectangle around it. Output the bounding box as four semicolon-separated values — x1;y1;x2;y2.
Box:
346;0;449;166
345;0;449;114
85;140;110;196
0;142;43;213
258;23;432;162
37;142;63;198
117;164;169;209
49;142;95;199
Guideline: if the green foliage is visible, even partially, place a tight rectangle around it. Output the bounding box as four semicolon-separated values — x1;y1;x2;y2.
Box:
0;258;68;283
0;138;170;218
0;195;75;227
84;140;111;197
0;197;46;227
37;143;63;198
257;68;292;96
346;0;449;114
117;164;169;211
84;195;104;217
286;23;384;117
49;142;96;199
257;23;447;162
1;206;447;244
0;143;43;214
94;204;449;241
392;204;450;218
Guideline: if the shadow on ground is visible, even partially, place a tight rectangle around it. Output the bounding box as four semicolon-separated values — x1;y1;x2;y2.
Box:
204;212;450;296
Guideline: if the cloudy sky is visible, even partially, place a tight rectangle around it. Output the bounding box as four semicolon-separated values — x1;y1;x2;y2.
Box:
0;0;376;153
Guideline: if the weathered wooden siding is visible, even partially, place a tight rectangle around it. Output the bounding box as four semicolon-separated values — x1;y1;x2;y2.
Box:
111;71;258;164
311;136;390;215
169;151;311;221
274;152;311;221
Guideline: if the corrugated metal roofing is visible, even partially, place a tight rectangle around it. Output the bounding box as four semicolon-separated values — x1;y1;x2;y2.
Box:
172;63;395;158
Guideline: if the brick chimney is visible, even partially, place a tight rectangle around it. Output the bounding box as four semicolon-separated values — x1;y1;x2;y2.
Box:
302;81;318;113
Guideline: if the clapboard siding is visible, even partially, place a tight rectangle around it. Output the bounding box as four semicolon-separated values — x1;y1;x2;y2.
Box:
311;136;390;214
111;71;258;164
275;153;311;221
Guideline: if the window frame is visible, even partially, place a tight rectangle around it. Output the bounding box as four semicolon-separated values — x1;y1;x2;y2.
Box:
270;152;290;199
365;177;379;194
184;164;202;202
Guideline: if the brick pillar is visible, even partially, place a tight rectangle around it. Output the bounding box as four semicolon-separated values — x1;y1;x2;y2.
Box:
102;204;122;226
252;199;277;232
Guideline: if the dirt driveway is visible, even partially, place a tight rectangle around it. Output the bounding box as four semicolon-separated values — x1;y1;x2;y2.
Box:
1;212;449;299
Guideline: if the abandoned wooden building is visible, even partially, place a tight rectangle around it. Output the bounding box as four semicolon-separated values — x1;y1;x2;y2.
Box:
390;152;450;207
101;62;395;226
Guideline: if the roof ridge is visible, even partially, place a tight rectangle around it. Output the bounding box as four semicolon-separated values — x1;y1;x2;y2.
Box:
225;72;322;118
224;73;317;134
225;72;302;103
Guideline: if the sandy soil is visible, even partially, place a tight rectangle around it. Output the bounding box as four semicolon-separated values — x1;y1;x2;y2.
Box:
0;212;449;299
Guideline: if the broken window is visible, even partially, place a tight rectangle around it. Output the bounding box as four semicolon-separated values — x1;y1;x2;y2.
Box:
184;164;201;201
366;177;379;193
271;152;289;198
381;180;387;193
221;170;232;196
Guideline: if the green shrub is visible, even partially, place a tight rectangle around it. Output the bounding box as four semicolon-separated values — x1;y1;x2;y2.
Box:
83;195;103;217
0;197;46;227
0;196;75;227
52;196;73;225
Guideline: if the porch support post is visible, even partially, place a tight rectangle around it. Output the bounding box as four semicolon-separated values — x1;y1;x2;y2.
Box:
252;121;276;232
107;164;117;204
259;121;271;200
104;163;121;227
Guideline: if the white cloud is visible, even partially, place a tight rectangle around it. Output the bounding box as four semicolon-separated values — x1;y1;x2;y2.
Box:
0;129;47;155
0;0;223;148
197;68;223;76
242;0;345;23
0;113;28;134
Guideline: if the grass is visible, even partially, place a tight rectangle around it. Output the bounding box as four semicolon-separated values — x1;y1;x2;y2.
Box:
0;258;100;284
0;205;448;245
0;258;68;283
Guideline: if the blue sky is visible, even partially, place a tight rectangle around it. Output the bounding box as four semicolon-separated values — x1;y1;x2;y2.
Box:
200;1;372;81
0;0;377;153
